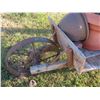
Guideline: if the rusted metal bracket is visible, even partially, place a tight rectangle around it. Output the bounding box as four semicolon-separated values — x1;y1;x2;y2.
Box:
66;48;73;67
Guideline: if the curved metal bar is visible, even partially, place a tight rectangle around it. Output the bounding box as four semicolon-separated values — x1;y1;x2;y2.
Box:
5;37;59;77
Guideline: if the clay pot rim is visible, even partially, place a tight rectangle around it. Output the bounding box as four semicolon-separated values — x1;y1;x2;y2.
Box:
85;13;100;26
81;13;90;41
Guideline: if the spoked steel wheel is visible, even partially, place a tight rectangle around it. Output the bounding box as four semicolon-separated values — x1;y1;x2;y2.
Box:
5;37;61;77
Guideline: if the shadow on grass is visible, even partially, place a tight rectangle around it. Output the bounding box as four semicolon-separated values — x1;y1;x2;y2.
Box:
2;27;51;35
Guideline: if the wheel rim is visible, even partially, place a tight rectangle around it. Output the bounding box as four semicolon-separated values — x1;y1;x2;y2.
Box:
5;37;61;77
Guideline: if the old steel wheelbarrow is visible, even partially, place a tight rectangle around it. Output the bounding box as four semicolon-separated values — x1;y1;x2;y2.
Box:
5;17;100;77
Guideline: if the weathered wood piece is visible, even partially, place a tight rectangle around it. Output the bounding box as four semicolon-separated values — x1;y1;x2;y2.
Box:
79;48;100;58
30;48;73;75
30;61;66;75
82;55;100;72
65;48;73;67
48;16;86;72
78;48;100;72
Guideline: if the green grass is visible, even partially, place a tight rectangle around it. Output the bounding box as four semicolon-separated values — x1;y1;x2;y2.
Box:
1;13;100;87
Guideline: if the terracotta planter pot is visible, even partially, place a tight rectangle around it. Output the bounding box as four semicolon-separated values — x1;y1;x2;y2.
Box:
83;13;100;50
